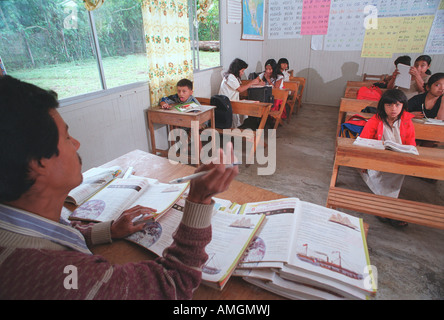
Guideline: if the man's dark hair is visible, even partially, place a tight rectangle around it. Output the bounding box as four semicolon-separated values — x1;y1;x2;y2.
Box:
177;78;193;90
0;75;60;202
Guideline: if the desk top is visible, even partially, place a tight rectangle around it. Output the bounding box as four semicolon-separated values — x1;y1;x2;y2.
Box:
148;104;215;116
336;137;444;180
92;149;286;300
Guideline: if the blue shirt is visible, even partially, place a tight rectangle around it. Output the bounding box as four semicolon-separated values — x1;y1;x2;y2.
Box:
0;204;92;254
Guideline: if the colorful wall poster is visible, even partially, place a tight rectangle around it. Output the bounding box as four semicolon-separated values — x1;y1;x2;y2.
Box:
301;0;332;35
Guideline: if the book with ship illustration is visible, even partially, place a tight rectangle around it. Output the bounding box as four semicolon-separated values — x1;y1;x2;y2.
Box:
126;195;265;290
234;198;376;300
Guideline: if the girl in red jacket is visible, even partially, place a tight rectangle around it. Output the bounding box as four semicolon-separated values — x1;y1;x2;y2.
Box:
359;89;415;228
360;89;416;146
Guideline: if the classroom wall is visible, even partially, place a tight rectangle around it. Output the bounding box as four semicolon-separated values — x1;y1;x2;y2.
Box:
213;0;444;106
59;82;151;171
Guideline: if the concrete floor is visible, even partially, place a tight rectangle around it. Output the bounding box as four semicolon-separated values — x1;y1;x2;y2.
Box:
235;103;444;300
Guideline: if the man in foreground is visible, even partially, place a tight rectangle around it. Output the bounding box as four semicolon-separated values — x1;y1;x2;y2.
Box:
0;75;238;299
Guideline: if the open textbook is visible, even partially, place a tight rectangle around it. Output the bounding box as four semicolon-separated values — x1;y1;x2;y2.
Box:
67;170;188;222
174;102;201;112
233;198;376;300
66;166;123;206
126;195;265;290
127;196;375;298
353;136;419;155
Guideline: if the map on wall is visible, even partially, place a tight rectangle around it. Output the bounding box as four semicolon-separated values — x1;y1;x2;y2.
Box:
242;0;265;40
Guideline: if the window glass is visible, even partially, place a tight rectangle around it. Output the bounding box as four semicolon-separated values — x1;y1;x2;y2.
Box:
0;0;102;99
190;0;220;70
92;0;149;89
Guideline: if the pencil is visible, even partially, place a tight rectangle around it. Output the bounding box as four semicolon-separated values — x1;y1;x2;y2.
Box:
168;162;241;184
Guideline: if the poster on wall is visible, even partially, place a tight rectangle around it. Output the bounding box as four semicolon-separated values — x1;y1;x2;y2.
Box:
268;0;303;39
242;0;265;40
300;0;332;35
424;9;444;54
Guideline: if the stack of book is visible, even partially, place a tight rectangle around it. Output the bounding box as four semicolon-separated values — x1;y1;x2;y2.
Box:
65;168;376;299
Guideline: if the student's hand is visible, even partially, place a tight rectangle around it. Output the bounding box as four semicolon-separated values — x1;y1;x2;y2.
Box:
110;205;157;238
392;69;399;77
411;111;424;119
187;142;238;205
409;67;420;78
160;103;171;109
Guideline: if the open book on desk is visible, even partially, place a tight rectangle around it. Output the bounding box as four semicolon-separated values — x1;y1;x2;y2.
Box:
126;195;265;290
173;102;201;112
65;166;123;206
353;136;419;155
68;175;188;223
232;198;376;300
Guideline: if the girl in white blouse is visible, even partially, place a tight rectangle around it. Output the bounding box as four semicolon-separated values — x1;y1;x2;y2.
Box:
218;58;262;127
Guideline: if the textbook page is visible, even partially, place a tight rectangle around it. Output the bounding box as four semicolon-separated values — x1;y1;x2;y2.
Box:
70;177;188;222
353;136;385;149
127;195;265;289
70;177;150;222
288;200;374;293
238;198;299;263
66;166;122;205
394;63;411;89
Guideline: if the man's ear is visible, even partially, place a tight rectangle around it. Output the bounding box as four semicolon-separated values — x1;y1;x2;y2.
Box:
28;158;49;176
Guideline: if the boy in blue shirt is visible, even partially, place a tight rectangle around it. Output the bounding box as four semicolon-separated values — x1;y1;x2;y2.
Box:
159;78;200;109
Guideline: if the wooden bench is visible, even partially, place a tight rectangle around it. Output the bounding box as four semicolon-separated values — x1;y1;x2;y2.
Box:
327;137;444;229
289;76;306;111
196;97;272;163
337;98;444;144
282;81;299;121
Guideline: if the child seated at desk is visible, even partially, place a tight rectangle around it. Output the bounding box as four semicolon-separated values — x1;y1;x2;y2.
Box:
278;58;290;82
257;59;284;89
359;89;416;228
382;55;411;87
159;78;200;109
387;55;431;99
218;58;262;128
408;72;444;120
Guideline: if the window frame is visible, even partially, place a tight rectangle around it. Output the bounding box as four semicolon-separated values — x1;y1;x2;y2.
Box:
188;0;222;72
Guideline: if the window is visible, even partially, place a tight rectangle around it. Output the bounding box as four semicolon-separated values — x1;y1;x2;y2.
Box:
0;0;148;100
189;0;220;71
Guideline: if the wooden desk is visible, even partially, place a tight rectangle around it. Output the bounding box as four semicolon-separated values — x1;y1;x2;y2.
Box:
147;105;215;165
196;97;272;163
327;138;444;229
91;150;286;300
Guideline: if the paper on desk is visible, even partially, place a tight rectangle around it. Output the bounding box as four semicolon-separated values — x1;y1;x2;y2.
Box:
394;63;411;89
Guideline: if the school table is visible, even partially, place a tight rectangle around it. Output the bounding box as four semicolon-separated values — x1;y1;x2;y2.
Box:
147;105;215;166
327;137;444;229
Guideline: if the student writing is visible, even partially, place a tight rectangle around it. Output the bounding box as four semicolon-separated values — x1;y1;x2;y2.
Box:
257;59;284;89
218;58;262;128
